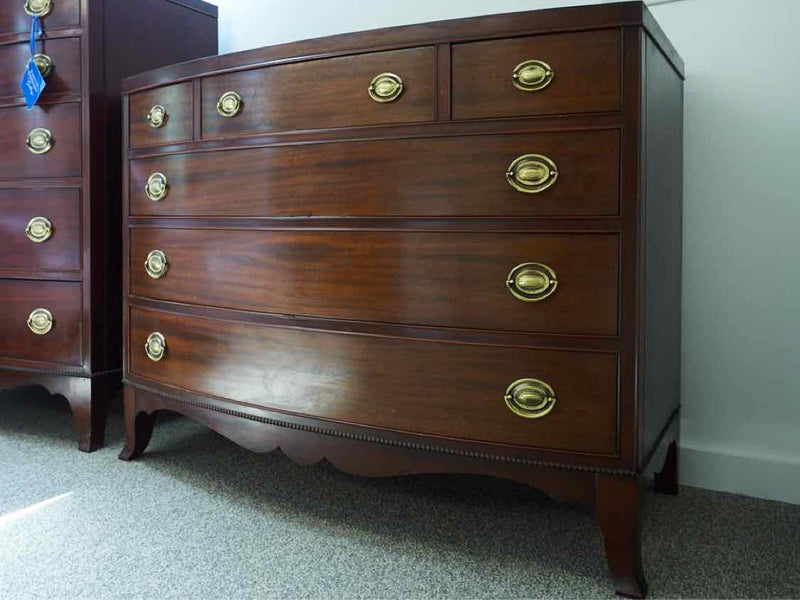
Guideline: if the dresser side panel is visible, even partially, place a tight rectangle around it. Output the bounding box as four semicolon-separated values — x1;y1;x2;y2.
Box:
89;0;217;372
640;33;683;466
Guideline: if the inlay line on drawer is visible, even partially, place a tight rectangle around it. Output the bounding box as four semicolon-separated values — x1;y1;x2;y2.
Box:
130;229;620;337
129;129;620;217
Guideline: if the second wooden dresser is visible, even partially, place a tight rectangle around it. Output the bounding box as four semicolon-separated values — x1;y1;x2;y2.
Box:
0;0;217;450
121;3;684;596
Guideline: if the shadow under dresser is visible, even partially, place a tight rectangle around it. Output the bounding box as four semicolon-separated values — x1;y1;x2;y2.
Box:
120;2;684;596
0;0;217;450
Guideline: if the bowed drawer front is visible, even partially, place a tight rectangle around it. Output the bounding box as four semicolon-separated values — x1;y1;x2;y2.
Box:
200;46;436;138
129;82;194;148
129;308;619;455
130;229;619;336
452;29;622;119
129;129;620;217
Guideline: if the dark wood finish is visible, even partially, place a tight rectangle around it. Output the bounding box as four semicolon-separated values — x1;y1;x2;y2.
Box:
0;0;80;35
122;3;682;595
201;46;436;138
452;29;621;120
129;81;194;148
0;102;81;178
638;33;683;462
130;307;619;454
118;384;156;460
596;475;647;598
0;187;80;272
130;229;620;336
0;280;82;365
121;385;599;509
0;0;217;451
0;369;118;452
0;36;81;99
129;129;620;217
122;2;682;94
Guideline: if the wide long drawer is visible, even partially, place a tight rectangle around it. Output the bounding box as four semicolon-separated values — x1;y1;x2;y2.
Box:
129;308;619;455
130;229;619;336
0;102;81;179
0;37;81;99
0;188;80;272
200;47;435;138
129;129;620;217
0;280;82;365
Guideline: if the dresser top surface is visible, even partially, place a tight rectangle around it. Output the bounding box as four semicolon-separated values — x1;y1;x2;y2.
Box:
123;1;683;94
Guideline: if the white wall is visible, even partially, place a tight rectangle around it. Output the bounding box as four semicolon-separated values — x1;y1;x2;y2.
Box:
207;0;800;504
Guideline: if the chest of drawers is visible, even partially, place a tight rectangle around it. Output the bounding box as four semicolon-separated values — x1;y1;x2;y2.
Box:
0;0;217;451
120;2;683;596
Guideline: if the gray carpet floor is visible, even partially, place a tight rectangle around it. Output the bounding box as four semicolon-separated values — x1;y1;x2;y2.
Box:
1;386;798;600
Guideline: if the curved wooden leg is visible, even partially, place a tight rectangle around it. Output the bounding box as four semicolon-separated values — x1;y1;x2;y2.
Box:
66;376;118;453
119;386;157;461
596;475;648;598
653;440;679;496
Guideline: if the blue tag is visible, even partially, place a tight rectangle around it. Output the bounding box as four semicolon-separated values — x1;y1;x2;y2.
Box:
21;59;46;110
20;17;45;110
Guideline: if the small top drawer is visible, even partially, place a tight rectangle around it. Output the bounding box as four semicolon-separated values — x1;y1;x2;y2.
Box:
0;0;80;35
129;82;194;148
201;46;435;138
0;37;81;100
452;29;621;120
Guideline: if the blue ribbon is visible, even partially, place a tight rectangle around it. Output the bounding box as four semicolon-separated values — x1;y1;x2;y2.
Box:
30;16;41;58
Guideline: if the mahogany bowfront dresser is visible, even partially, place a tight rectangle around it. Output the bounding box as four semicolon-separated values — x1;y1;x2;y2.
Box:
0;0;217;451
121;2;683;596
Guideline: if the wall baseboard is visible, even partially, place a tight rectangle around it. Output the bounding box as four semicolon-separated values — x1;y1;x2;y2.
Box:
679;444;800;505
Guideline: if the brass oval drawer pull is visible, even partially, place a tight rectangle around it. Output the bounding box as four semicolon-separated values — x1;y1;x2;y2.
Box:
145;332;167;362
512;59;554;92
26;216;53;243
507;262;558;302
505;378;556;419
217;91;242;118
24;0;52;17
506;154;558;194
26;128;53;155
368;73;404;103
146;104;167;128
145;250;168;279
145;172;169;202
33;53;53;78
27;308;54;335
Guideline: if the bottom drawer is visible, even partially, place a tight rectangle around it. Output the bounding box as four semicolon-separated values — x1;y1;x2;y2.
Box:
129;308;618;455
0;280;82;365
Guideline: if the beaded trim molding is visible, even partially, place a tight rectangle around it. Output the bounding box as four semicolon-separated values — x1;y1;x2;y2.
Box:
135;383;637;477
